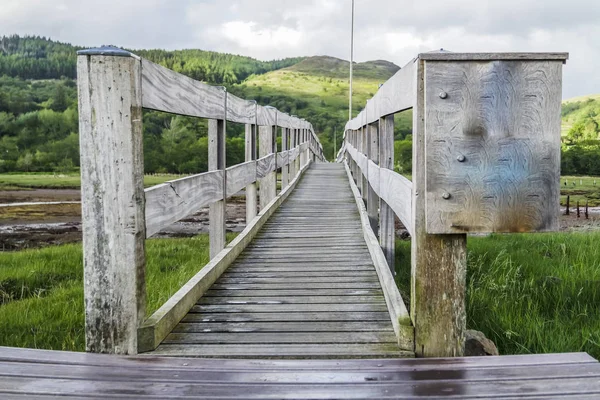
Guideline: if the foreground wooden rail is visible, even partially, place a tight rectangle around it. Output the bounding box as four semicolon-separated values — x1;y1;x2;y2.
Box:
77;46;324;354
341;51;569;357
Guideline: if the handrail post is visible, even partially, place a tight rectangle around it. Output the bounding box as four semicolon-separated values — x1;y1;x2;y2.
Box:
245;119;258;223
379;115;395;275
367;122;380;235
209;94;227;258
281;127;290;189
361;126;368;204
77;47;146;355
411;58;468;358
259;123;277;209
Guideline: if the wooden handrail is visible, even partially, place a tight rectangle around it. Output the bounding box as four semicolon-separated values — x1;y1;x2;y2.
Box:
342;51;568;357
77;46;324;355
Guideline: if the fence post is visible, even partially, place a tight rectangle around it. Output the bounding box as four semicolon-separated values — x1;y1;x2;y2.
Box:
361;126;369;204
281;127;290;189
367;123;380;235
259;124;277;209
245;120;258;223
209;104;227;258
379;115;395;275
411;58;468;357
77;48;146;355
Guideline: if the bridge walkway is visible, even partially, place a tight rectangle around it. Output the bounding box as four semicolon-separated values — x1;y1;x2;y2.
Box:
150;163;409;358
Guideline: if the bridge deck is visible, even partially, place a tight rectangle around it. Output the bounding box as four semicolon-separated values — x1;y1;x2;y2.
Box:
151;163;408;358
2;347;600;398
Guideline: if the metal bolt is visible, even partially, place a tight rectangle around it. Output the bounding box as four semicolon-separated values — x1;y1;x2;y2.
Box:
442;192;451;200
457;155;466;162
439;91;448;99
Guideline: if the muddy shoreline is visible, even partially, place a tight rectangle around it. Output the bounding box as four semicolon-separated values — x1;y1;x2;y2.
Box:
1;190;600;251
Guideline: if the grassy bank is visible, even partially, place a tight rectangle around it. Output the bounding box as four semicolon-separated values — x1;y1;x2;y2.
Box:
561;175;600;207
0;173;185;190
396;231;600;359
0;234;236;351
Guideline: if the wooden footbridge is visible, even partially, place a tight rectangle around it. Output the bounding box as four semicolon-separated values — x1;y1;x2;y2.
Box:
4;47;600;398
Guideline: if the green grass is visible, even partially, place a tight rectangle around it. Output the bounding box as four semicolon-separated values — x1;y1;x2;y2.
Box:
0;173;186;190
561;175;600;206
396;232;600;359
0;233;236;351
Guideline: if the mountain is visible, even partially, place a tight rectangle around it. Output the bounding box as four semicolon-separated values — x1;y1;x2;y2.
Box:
0;35;404;173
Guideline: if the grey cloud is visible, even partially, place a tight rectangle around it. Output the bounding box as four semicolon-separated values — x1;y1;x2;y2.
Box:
0;0;597;97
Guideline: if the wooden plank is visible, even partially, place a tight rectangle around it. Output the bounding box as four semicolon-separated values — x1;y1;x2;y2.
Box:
209;119;226;259
277;149;290;169
189;303;388;313
0;346;595;370
204;288;383;297
256;153;276;179
419;51;569;61
163;331;398;344
137;161;312;352
245;123;258;223
226;161;256;198
172;321;393;333
411;58;467;357
424;60;562;234
379;115;396;274
141;59;225;119
226;93;255;124
198;295;384;305
379;168;413;235
363;59;416;128
211;282;383;290
151;343;405;358
77;52;145;355
182;311;391;323
1;359;599;385
256;105;276;126
145;171;224;237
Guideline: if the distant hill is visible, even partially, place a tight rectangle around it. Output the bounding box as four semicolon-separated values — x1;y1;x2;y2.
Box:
286;56;399;81
561;94;600;141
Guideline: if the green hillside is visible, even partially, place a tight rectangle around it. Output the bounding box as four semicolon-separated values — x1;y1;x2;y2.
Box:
2;35;600;176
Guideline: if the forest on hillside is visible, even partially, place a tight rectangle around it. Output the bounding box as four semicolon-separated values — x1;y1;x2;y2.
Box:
1;35;600;175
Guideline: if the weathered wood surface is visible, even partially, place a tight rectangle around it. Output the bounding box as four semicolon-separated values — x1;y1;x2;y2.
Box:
77;53;146;355
344;161;413;351
245;124;258;223
424;60;563;234
345;59;415;131
346;142;413;234
226;161;256;198
138;161;311;352
145;171;224;238
2;347;599;398
411;58;468;358
379;115;396;273
419;51;569;61
258;126;277;209
152;164;406;359
209;119;227;259
141;59;226;119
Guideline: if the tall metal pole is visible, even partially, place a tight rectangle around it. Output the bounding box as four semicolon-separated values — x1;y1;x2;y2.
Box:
334;126;337;159
349;0;354;121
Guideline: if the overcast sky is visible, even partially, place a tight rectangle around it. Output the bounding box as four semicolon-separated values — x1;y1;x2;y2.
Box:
2;0;598;98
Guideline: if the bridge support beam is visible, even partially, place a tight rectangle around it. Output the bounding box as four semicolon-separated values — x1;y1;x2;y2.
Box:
411;58;467;358
77;49;146;355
